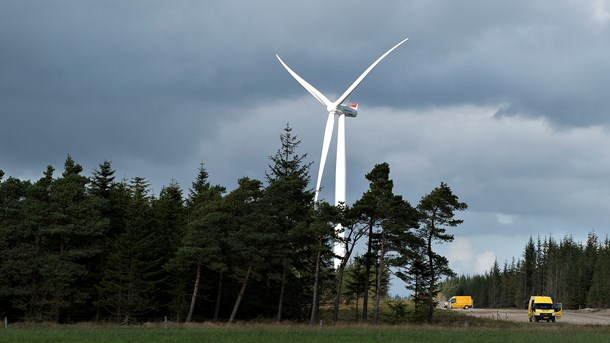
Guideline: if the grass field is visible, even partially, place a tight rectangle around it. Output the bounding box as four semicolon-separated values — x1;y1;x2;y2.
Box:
1;306;607;343
2;321;609;343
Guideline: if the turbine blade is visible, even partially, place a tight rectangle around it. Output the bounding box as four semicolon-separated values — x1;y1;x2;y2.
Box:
314;111;335;203
333;38;409;107
276;54;332;108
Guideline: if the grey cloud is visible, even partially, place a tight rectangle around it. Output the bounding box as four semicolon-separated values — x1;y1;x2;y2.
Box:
2;0;610;273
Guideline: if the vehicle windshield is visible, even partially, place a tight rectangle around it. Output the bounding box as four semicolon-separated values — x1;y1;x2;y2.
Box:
534;303;552;310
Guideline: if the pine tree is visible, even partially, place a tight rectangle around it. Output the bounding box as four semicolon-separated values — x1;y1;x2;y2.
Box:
350;164;390;321
349;163;419;323
332;204;367;322
416;182;467;322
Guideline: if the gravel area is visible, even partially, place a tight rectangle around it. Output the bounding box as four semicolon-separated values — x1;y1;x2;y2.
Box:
460;308;610;325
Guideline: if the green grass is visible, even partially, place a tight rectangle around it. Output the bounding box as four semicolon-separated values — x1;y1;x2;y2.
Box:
0;304;606;343
1;322;610;343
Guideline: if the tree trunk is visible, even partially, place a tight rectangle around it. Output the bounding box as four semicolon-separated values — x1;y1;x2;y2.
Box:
427;233;435;322
373;229;386;324
310;248;322;324
213;270;224;322
355;294;359;321
185;263;201;323
276;258;288;323
333;262;346;322
229;258;253;323
362;221;374;321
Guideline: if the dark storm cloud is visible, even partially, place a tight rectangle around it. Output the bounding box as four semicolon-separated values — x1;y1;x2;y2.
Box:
2;0;610;276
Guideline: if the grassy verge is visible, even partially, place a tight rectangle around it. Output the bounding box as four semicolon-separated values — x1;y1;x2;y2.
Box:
1;320;609;343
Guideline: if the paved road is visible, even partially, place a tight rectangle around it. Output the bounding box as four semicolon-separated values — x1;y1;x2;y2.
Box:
461;308;610;325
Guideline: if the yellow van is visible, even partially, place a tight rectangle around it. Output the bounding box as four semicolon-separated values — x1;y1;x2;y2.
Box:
528;296;562;322
446;296;473;309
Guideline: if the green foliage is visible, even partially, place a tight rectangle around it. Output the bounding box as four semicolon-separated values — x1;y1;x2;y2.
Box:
442;232;610;311
386;299;411;322
96;177;163;323
349;163;419;323
262;124;316;322
1;127;478;325
412;182;467;322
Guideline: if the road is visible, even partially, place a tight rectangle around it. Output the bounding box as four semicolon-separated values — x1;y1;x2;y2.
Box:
461;308;610;325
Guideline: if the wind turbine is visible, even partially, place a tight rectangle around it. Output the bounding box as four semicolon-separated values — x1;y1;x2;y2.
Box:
276;38;408;267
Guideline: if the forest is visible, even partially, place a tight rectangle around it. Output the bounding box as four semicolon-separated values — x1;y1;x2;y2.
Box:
439;232;610;310
0;125;467;324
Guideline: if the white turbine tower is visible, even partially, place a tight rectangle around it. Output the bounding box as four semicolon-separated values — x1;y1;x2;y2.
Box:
276;38;408;267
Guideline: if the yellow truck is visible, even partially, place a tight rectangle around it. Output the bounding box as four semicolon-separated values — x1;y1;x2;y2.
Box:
528;296;562;322
445;295;473;309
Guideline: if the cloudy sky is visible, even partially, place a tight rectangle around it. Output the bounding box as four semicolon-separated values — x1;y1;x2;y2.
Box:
2;0;610;293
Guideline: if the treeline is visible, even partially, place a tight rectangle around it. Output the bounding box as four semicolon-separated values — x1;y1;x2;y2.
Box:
439;232;610;310
0;125;467;324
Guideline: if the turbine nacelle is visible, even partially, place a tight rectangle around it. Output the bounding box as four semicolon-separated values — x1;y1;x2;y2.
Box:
335;103;358;117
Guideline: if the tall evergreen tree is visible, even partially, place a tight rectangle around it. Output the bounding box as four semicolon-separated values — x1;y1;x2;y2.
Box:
90;161;126;239
489;260;501;308
587;237;610;307
172;164;226;323
97;177;162;323
521;237;536;307
47;155;108;321
154;180;186;318
416;182;467;322
226;177;268;323
350;164;388;321
263;124;314;322
88;160;126;319
17;166;54;320
0;172;31;319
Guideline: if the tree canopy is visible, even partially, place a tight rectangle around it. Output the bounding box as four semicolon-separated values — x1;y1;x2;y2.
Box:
0;126;475;324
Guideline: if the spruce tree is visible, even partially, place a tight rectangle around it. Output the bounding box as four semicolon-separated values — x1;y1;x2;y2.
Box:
17;166;54;320
263;124;314;322
587;237;610;307
0;173;31;319
170;163;226;322
226;177;268;323
97;177;162;323
46;155;108;321
522;237;536;306
154;180;186;318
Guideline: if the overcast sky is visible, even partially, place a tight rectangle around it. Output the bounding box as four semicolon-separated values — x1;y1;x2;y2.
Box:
2;0;610;294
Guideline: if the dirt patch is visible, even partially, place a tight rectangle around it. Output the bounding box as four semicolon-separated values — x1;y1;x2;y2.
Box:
459;308;610;325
